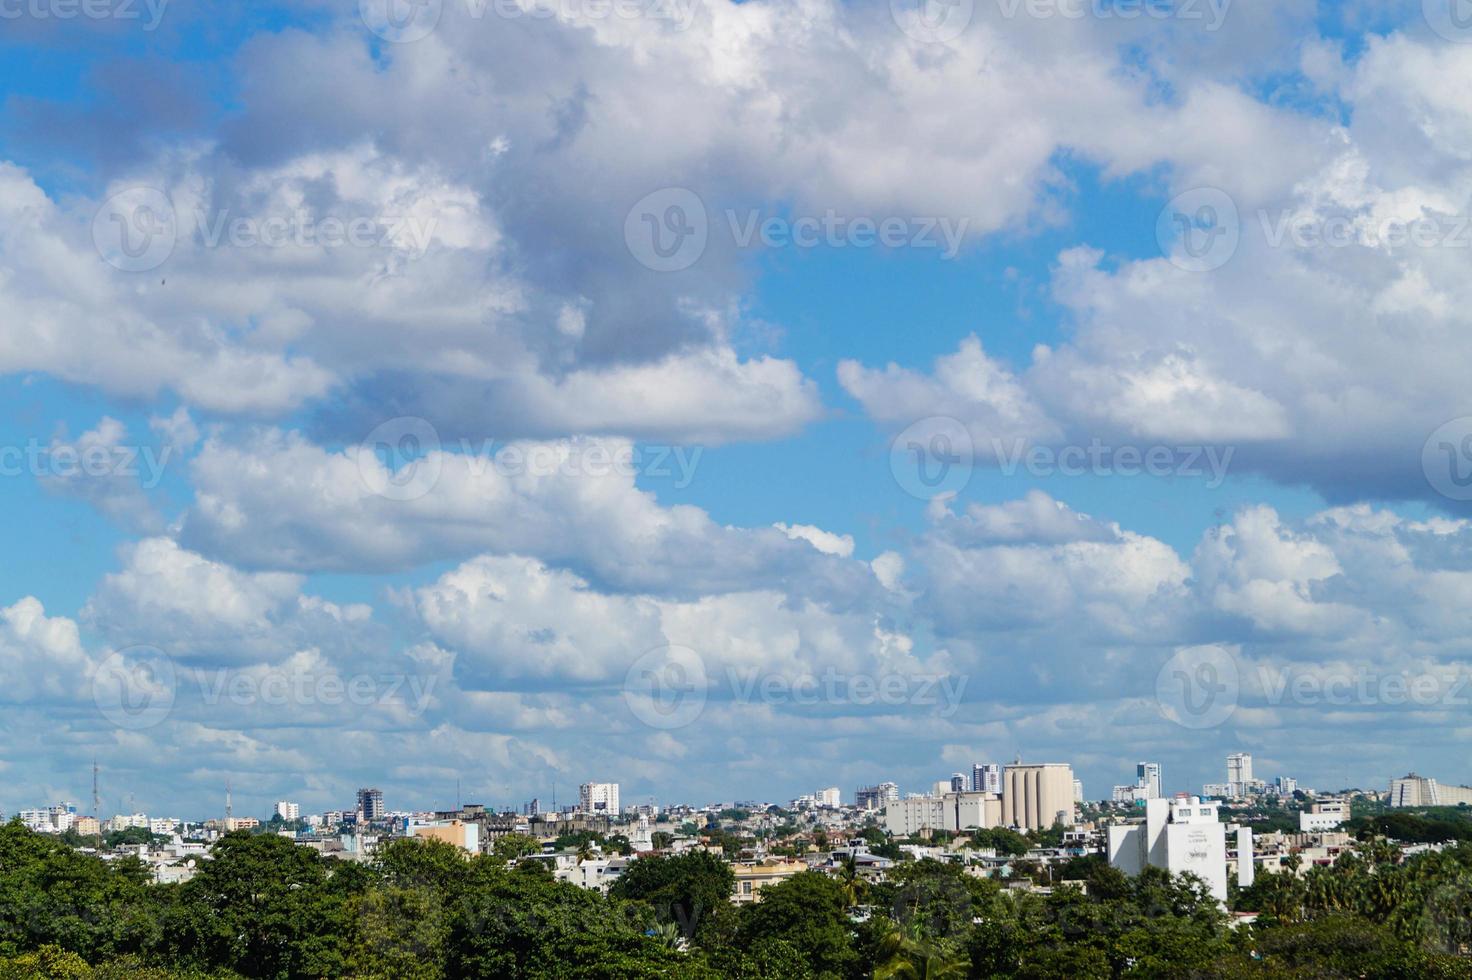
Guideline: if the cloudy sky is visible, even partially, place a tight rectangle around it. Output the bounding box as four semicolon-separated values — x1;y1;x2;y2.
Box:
4;0;1472;819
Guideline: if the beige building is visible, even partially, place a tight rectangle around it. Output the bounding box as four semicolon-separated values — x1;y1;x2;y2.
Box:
731;857;806;903
884;792;1003;836
1390;773;1472;807
412;820;481;854
1003;763;1077;831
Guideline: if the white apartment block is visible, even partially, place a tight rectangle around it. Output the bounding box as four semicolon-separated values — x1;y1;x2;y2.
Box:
274;801;300;820
816;787;841;807
1108;796;1247;904
579;782;620;816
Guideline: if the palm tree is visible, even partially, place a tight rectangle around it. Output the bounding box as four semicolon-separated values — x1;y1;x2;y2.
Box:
839;854;870;909
873;918;968;979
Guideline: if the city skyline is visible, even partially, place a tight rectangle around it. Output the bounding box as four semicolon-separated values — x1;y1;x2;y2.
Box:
7;0;1472;821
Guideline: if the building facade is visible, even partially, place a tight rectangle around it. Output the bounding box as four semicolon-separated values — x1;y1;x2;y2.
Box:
579;782;620;817
1002;763;1077;831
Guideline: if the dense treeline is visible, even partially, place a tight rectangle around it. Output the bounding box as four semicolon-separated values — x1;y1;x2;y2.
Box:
0;821;1470;978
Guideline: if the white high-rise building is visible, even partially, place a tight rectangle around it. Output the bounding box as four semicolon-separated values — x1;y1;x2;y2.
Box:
579;782;620;816
971;763;1001;794
816;787;841;807
1138;763;1162;799
1227;753;1252;786
274;801;300;821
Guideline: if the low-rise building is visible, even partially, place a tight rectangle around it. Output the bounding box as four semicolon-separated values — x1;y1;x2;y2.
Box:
732;857;805;903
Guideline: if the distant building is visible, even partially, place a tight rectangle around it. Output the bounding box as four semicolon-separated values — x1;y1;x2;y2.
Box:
950;773;967;793
1276;776;1298;796
1138;763;1163;799
1390;773;1472;807
412;819;480;854
1002;763;1077;831
856;782;900;811
1114;763;1163;804
1298;798;1347;832
357;788;385;822
1108;796;1246;903
274;801;300;821
816;787;841;808
972;764;1002;795
883;791;1002;836
732;857;806;903
579;782;620;817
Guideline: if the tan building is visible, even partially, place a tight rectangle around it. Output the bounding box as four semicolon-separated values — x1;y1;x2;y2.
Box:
74;816;100;837
412;820;480;854
731;857;805;903
1003;763;1077;831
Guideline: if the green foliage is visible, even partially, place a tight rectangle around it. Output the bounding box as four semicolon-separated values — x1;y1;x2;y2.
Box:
3;821;1472;978
968;827;1031;857
608;850;734;941
736;872;856;979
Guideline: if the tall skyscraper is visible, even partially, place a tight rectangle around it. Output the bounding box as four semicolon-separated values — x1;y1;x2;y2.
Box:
356;787;384;822
971;763;1001;794
950;773;967;793
1137;762;1162;799
1227;753;1252;788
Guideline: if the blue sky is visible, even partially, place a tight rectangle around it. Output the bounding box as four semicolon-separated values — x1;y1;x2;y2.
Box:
5;0;1472;820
